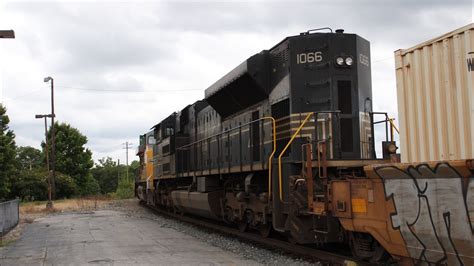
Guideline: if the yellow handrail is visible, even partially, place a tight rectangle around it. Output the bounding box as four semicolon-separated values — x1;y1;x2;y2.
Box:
388;118;399;134
277;112;313;201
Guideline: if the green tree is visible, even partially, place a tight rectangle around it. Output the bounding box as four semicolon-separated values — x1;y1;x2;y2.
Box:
10;170;48;201
10;146;52;201
16;146;43;171
43;122;94;195
80;174;100;196
55;173;78;199
91;157;122;194
130;160;140;180
0;104;17;200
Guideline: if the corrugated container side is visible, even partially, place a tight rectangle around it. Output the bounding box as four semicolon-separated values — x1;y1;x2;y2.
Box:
395;24;474;163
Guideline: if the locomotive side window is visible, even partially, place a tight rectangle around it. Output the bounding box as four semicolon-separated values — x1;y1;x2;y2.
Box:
163;144;170;154
147;135;156;145
162;163;170;173
271;98;289;119
165;127;174;136
271;99;290;155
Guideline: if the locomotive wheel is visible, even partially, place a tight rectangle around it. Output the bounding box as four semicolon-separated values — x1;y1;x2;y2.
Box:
172;206;179;214
287;235;297;245
258;223;271;238
238;221;248;232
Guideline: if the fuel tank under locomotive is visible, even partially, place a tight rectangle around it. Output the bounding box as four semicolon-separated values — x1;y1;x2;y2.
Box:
171;191;224;220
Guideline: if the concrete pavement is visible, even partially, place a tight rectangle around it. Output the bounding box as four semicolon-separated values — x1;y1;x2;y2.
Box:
0;210;259;265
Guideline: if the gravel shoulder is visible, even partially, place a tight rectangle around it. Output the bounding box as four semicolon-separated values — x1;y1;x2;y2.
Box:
105;199;314;265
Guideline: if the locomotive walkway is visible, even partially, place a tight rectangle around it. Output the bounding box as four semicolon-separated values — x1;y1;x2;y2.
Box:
0;210;257;265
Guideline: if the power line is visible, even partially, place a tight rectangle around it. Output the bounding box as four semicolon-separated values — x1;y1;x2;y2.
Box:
3;85;202;102
5;88;44;101
57;86;202;93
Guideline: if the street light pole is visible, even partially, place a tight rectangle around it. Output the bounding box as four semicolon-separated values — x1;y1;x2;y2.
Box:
44;77;56;200
35;114;54;208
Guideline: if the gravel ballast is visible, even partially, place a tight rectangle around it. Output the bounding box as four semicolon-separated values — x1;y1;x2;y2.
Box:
105;199;318;265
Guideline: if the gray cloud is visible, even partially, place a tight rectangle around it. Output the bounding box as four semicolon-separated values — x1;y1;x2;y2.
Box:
0;0;471;163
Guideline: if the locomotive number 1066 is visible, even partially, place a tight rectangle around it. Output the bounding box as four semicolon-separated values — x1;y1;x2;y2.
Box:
296;51;322;64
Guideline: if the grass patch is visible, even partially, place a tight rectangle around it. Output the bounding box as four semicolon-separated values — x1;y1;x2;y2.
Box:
0;238;16;247
20;196;113;214
114;176;135;199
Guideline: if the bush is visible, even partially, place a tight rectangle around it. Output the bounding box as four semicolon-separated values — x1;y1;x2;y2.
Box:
55;173;78;199
79;174;100;196
11;170;48;201
115;176;134;199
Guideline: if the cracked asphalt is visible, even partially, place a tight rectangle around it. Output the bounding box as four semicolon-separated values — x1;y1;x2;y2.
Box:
0;210;258;265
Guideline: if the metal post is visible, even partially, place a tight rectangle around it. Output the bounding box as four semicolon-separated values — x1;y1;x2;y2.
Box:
35;113;53;208
48;78;56;200
217;135;220;174
17;199;19;225
122;142;132;180
305;144;313;212
43;117;52;206
126;142;129;179
227;131;230;172
369;112;376;159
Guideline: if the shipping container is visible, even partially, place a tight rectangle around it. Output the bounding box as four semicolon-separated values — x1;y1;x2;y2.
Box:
394;23;474;163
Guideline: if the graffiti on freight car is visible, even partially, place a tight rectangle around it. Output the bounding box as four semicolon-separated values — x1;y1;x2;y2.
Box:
468;52;474;72
374;163;473;265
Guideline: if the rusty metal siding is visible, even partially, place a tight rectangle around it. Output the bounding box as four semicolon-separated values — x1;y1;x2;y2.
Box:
395;23;474;163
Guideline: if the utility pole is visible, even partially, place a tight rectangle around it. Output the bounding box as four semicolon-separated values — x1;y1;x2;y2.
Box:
35;114;54;209
117;159;120;184
122;142;132;180
44;77;56;200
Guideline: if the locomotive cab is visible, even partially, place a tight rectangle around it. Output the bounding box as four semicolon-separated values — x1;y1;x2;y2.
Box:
263;29;381;162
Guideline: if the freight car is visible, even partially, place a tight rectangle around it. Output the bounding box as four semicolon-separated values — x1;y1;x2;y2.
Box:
135;28;473;265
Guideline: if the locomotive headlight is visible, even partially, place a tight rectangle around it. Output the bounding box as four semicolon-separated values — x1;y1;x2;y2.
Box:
345;57;353;66
336;57;344;65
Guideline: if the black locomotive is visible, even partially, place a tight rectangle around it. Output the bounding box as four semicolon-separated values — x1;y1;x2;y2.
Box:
136;28;398;260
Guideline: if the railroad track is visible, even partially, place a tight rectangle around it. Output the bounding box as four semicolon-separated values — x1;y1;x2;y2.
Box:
139;202;373;266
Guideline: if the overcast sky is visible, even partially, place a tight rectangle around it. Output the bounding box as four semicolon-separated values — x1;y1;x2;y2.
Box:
0;0;472;165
